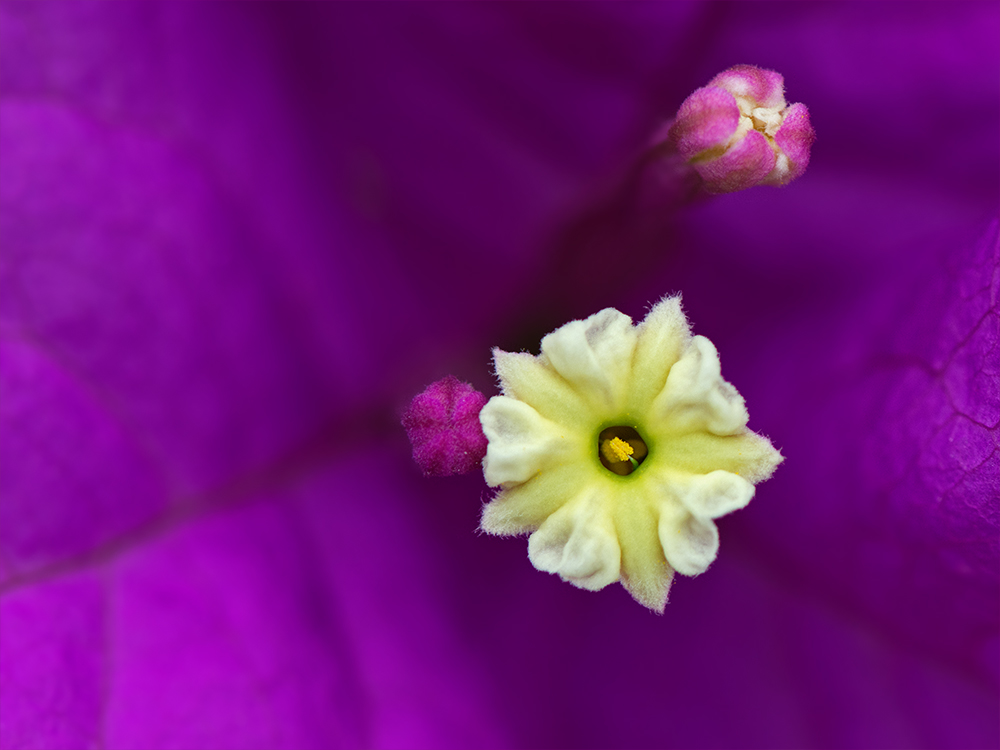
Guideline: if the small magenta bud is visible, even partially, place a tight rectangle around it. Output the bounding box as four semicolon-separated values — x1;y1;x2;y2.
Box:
668;65;815;194
402;376;489;476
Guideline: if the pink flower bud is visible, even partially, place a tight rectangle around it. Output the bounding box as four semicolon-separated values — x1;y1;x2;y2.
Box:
402;376;489;476
668;65;815;194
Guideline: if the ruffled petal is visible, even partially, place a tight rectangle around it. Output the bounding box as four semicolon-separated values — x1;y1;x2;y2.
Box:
613;483;675;612
493;349;593;431
540;308;637;413
654;431;783;483
627;296;691;413
480;396;579;486
658;503;721;576
650;335;749;435
480;463;589;536
527;490;621;592
668;470;756;519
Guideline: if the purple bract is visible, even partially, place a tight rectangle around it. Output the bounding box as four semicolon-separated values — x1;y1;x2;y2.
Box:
1;3;997;749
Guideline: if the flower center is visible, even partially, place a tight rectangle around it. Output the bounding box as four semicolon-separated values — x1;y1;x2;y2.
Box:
598;426;648;476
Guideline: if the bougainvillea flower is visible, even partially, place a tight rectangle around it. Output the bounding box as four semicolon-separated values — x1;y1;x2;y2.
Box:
666;64;815;193
1;2;997;749
480;298;781;610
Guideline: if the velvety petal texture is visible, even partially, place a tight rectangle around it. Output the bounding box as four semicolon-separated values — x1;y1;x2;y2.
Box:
1;2;997;749
669;85;741;161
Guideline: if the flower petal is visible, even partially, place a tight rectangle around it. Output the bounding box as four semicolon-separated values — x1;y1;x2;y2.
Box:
480;396;579;486
613;484;675;612
540;308;637;413
627;295;691;413
493;349;592;431
650;335;749;435
480;463;588;536
527;490;620;592
655;431;783;483
658;504;721;577
666;469;756;519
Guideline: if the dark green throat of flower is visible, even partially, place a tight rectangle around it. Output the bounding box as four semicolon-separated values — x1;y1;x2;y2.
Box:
598;426;648;476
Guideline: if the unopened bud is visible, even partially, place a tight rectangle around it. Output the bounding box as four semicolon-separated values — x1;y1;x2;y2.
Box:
402;376;489;476
667;65;815;194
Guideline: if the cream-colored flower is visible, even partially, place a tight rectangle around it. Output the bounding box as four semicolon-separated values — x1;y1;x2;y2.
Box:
479;297;782;612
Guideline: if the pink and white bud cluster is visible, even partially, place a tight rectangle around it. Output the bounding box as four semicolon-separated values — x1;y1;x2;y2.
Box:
668;65;815;194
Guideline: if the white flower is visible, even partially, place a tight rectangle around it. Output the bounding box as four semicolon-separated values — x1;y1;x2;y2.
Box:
479;297;782;611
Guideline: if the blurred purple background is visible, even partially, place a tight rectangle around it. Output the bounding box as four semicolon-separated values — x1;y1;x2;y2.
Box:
1;3;997;748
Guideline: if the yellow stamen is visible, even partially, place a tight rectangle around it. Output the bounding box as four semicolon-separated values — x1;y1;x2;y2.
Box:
601;436;634;464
